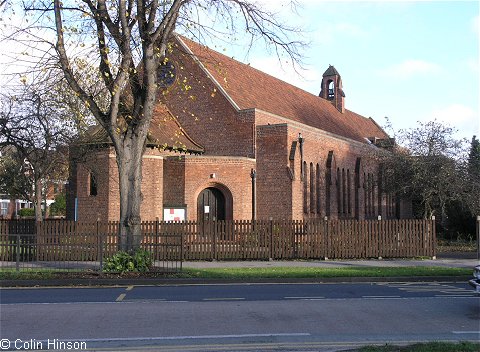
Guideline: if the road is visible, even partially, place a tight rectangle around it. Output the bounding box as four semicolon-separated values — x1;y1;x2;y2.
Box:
1;282;479;351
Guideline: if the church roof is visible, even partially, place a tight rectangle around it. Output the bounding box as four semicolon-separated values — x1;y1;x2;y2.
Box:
83;104;204;154
177;36;389;144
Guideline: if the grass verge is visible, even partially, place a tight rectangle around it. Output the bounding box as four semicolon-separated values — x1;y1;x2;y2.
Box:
353;341;479;352
0;266;470;281
180;266;472;279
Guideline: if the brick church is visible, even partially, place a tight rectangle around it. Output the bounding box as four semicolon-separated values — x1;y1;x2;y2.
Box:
66;35;411;222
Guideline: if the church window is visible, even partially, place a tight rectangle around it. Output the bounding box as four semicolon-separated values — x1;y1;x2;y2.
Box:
342;168;346;215
158;60;177;88
89;172;98;196
310;163;315;213
303;161;308;214
337;168;341;215
316;164;321;214
347;169;351;215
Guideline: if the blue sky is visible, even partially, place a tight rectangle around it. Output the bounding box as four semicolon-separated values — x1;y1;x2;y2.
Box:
214;0;479;141
1;1;477;141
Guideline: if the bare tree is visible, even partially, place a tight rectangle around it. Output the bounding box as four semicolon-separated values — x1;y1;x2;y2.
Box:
3;0;304;250
0;79;76;221
382;120;467;223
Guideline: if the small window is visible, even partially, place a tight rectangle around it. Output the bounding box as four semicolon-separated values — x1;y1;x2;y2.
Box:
158;60;176;88
0;201;9;216
89;172;98;196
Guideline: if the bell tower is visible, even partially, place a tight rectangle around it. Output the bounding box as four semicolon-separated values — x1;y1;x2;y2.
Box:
319;65;345;113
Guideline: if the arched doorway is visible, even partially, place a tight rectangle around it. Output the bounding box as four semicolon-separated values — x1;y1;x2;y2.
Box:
197;187;226;221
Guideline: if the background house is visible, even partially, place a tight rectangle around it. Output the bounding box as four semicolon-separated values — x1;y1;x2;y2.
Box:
67;35;412;222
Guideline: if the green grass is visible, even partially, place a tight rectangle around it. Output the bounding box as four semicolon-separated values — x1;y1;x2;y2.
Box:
0;266;471;281
180;266;471;279
353;341;479;352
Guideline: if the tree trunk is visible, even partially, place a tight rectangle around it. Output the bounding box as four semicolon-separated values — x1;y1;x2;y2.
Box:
116;141;144;252
34;178;43;222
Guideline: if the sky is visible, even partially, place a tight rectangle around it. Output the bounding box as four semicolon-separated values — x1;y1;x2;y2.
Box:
1;1;477;142
210;0;479;141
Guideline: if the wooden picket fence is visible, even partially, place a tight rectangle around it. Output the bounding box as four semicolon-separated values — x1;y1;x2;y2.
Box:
0;218;436;269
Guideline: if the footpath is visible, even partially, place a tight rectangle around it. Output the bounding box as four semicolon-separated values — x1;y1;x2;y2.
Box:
183;252;477;270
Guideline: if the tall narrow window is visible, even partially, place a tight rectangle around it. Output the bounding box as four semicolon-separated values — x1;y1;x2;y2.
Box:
337;168;341;215
303;161;308;214
310;163;315;213
368;174;375;216
316;164;321;214
342;168;346;215
347;169;351;215
89;172;98;196
364;172;368;217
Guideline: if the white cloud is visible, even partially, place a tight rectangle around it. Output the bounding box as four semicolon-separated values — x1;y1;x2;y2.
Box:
378;60;442;79
424;104;479;139
249;56;321;94
472;15;479;35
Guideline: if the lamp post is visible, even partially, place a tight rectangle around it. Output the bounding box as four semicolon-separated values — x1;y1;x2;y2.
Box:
477;215;479;261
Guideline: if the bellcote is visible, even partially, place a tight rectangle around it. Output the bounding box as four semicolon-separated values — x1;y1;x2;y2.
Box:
319;65;345;113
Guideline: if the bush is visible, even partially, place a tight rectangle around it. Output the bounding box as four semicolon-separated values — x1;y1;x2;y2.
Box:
103;249;153;273
18;208;35;217
49;193;66;216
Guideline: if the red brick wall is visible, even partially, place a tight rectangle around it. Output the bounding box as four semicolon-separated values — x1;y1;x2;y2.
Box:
73;147;164;221
165;155;255;221
256;124;292;220
75;148;111;221
255;110;384;220
160;44;255;158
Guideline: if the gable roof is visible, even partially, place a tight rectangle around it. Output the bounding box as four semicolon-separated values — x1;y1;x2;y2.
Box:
83;104;204;154
177;36;389;144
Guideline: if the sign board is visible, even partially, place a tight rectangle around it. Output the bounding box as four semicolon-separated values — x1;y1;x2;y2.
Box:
163;208;186;222
204;206;210;214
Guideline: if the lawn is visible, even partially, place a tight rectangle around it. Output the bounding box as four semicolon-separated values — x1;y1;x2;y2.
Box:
0;266;471;281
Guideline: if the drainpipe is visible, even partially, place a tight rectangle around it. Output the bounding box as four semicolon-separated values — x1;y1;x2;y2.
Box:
250;169;256;221
298;133;304;180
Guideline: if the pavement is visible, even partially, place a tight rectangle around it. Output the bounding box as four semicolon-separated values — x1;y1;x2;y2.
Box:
183;252;478;270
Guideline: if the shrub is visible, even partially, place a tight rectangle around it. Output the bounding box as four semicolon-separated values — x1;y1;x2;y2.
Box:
49;193;66;216
18;208;35;217
103;249;153;273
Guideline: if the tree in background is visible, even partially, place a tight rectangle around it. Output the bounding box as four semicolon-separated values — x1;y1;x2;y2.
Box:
3;0;303;250
0;79;76;221
0;148;34;205
382;119;477;240
466;135;480;213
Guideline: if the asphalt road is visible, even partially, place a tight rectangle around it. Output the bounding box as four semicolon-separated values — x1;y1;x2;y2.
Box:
1;282;479;351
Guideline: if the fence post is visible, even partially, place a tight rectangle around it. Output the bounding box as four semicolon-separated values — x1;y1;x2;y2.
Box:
212;221;217;261
377;215;382;259
97;219;103;272
269;218;273;260
324;216;329;260
155;217;159;265
476;215;480;261
431;216;436;259
15;234;20;272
